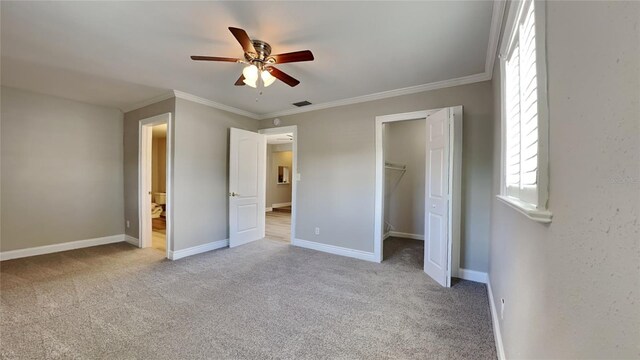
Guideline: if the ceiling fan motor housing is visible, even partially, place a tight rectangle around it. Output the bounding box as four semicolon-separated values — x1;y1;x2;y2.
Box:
245;40;274;69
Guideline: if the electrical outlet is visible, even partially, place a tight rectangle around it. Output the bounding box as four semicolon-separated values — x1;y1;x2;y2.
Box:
314;227;320;235
500;298;505;320
126;220;130;228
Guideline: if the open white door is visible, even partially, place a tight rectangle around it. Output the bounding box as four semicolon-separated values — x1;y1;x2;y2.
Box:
229;128;266;248
424;109;451;287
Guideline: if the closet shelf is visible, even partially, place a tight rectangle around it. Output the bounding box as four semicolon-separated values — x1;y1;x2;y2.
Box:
385;162;407;172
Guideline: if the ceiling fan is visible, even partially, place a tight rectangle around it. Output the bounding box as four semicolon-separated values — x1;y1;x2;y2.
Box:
191;27;314;88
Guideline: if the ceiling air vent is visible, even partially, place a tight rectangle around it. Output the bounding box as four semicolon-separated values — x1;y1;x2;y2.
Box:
292;100;312;107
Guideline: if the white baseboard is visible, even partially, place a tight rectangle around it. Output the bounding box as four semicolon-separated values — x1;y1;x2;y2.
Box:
168;239;228;260
457;268;488;283
292;238;377;262
0;234;126;261
385;231;424;241
272;202;291;208
383;232;391;240
265;207;273;212
124;235;139;246
487;280;506;360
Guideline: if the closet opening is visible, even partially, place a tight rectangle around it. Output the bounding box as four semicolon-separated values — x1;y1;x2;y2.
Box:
382;119;426;270
374;107;462;287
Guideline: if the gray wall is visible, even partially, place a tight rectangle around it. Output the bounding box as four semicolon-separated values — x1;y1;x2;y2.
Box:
384;119;426;236
488;2;640;358
123;97;258;251
266;145;292;208
259;81;493;272
123;98;175;240
172;98;258;251
1;87;124;251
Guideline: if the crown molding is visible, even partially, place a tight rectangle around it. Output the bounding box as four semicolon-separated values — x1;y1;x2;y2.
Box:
124;71;491;121
123;71;492;122
486;0;506;77
172;90;261;119
121;90;175;113
121;89;262;119
257;72;491;120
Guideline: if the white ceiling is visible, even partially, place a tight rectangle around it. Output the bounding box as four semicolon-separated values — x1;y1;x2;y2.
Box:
1;1;497;117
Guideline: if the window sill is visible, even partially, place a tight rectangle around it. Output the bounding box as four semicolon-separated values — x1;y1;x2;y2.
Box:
496;195;553;224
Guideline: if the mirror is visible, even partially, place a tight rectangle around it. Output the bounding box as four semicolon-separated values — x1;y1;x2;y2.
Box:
277;166;290;184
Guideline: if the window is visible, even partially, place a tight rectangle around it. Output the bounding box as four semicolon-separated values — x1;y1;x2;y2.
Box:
499;0;552;223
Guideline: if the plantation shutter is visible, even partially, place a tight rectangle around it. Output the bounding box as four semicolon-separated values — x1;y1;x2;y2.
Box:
504;0;539;205
505;41;521;198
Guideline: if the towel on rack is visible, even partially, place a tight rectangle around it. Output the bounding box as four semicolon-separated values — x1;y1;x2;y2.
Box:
151;203;163;218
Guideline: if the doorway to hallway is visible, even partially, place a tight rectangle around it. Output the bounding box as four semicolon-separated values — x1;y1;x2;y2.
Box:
227;125;298;248
264;131;294;243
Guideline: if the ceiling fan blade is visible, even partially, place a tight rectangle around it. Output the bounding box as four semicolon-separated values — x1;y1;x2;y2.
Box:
234;74;246;86
228;27;257;55
268;67;300;87
271;50;314;64
191;56;240;62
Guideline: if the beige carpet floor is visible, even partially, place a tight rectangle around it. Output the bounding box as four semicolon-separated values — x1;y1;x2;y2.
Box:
0;237;496;359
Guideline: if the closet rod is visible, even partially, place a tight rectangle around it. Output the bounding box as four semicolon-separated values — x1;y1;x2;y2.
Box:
385;162;407;172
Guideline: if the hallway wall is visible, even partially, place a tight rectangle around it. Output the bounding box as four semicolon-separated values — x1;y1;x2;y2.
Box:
266;145;293;208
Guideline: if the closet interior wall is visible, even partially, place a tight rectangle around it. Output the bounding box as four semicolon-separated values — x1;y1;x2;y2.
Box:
383;119;427;238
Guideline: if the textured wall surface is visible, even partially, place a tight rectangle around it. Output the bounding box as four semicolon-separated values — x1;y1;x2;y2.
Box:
488;2;640;358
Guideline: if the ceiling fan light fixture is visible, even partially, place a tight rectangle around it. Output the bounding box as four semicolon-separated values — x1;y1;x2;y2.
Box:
242;64;258;87
261;70;276;87
242;64;259;82
243;78;257;88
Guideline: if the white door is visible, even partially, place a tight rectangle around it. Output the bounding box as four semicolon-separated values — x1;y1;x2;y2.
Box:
424;109;451;287
229;128;266;248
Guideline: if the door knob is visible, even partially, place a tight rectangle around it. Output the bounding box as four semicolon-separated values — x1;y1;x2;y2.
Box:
229;192;239;197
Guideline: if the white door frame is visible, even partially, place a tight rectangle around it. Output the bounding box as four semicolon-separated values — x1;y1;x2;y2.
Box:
259;125;298;243
138;112;172;259
374;107;462;284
